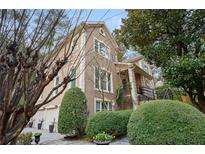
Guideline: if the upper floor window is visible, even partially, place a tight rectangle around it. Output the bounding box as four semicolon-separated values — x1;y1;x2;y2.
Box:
94;39;109;58
71;38;78;52
70;68;76;87
53;76;60;96
100;70;107;90
107;73;111;92
95;67;112;92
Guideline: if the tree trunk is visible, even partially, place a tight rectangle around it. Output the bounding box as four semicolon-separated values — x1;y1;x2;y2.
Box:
187;90;205;113
0;112;30;145
0;136;7;145
198;94;205;113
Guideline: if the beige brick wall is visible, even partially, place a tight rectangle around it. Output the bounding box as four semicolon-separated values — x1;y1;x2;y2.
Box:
83;25;122;115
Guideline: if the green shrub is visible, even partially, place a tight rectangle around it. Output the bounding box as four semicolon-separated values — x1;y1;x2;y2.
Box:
34;133;42;137
127;100;205;145
16;132;33;145
85;109;132;138
156;85;182;100
94;132;113;142
58;87;87;136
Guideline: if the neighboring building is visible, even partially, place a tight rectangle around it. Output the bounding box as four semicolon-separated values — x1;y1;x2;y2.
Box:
32;21;155;131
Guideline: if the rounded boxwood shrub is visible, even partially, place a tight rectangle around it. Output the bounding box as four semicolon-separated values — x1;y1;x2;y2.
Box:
127;100;205;144
85;109;132;138
58;87;87;136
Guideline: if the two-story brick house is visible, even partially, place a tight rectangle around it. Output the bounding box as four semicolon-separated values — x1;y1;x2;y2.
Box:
32;21;155;131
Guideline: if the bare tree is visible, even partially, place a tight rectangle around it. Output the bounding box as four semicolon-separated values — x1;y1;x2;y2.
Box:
0;9;92;144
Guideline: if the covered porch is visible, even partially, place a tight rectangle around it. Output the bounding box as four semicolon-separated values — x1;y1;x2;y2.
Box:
114;62;155;109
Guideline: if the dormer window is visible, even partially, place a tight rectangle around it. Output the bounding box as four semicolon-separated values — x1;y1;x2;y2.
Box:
99;28;105;36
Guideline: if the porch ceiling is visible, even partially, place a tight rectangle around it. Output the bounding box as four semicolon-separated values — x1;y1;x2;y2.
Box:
114;62;129;73
114;62;153;80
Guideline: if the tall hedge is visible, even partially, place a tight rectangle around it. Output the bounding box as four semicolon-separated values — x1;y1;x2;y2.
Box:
58;87;87;136
128;100;205;144
85;109;132;138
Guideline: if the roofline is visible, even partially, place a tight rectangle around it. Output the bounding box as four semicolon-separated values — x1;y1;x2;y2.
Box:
82;21;121;51
114;62;129;65
124;55;144;63
114;62;153;80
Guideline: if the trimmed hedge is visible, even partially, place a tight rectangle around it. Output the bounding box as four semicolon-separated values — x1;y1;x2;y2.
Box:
85;109;132;138
127;100;205;145
58;87;87;136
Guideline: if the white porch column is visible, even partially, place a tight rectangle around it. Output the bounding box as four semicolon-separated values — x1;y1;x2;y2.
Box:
128;64;138;109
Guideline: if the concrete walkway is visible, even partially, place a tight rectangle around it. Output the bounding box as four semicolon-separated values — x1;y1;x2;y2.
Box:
23;128;64;145
23;128;129;145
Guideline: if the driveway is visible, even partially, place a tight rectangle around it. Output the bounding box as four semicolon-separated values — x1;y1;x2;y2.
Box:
22;128;129;145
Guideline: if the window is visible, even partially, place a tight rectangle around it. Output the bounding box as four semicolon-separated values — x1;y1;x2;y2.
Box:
100;70;107;90
99;28;105;36
71;68;76;87
99;42;106;56
95;67;112;92
94;39;109;58
108;103;113;111
95;68;100;89
107;73;111;92
54;76;59;95
94;39;99;53
95;100;112;112
96;101;101;112
71;38;78;51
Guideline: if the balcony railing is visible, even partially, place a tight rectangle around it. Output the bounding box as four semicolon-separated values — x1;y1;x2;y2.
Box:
138;86;155;101
119;84;155;102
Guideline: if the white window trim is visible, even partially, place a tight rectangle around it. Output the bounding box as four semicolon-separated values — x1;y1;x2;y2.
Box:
93;37;110;60
94;97;114;113
93;66;113;93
